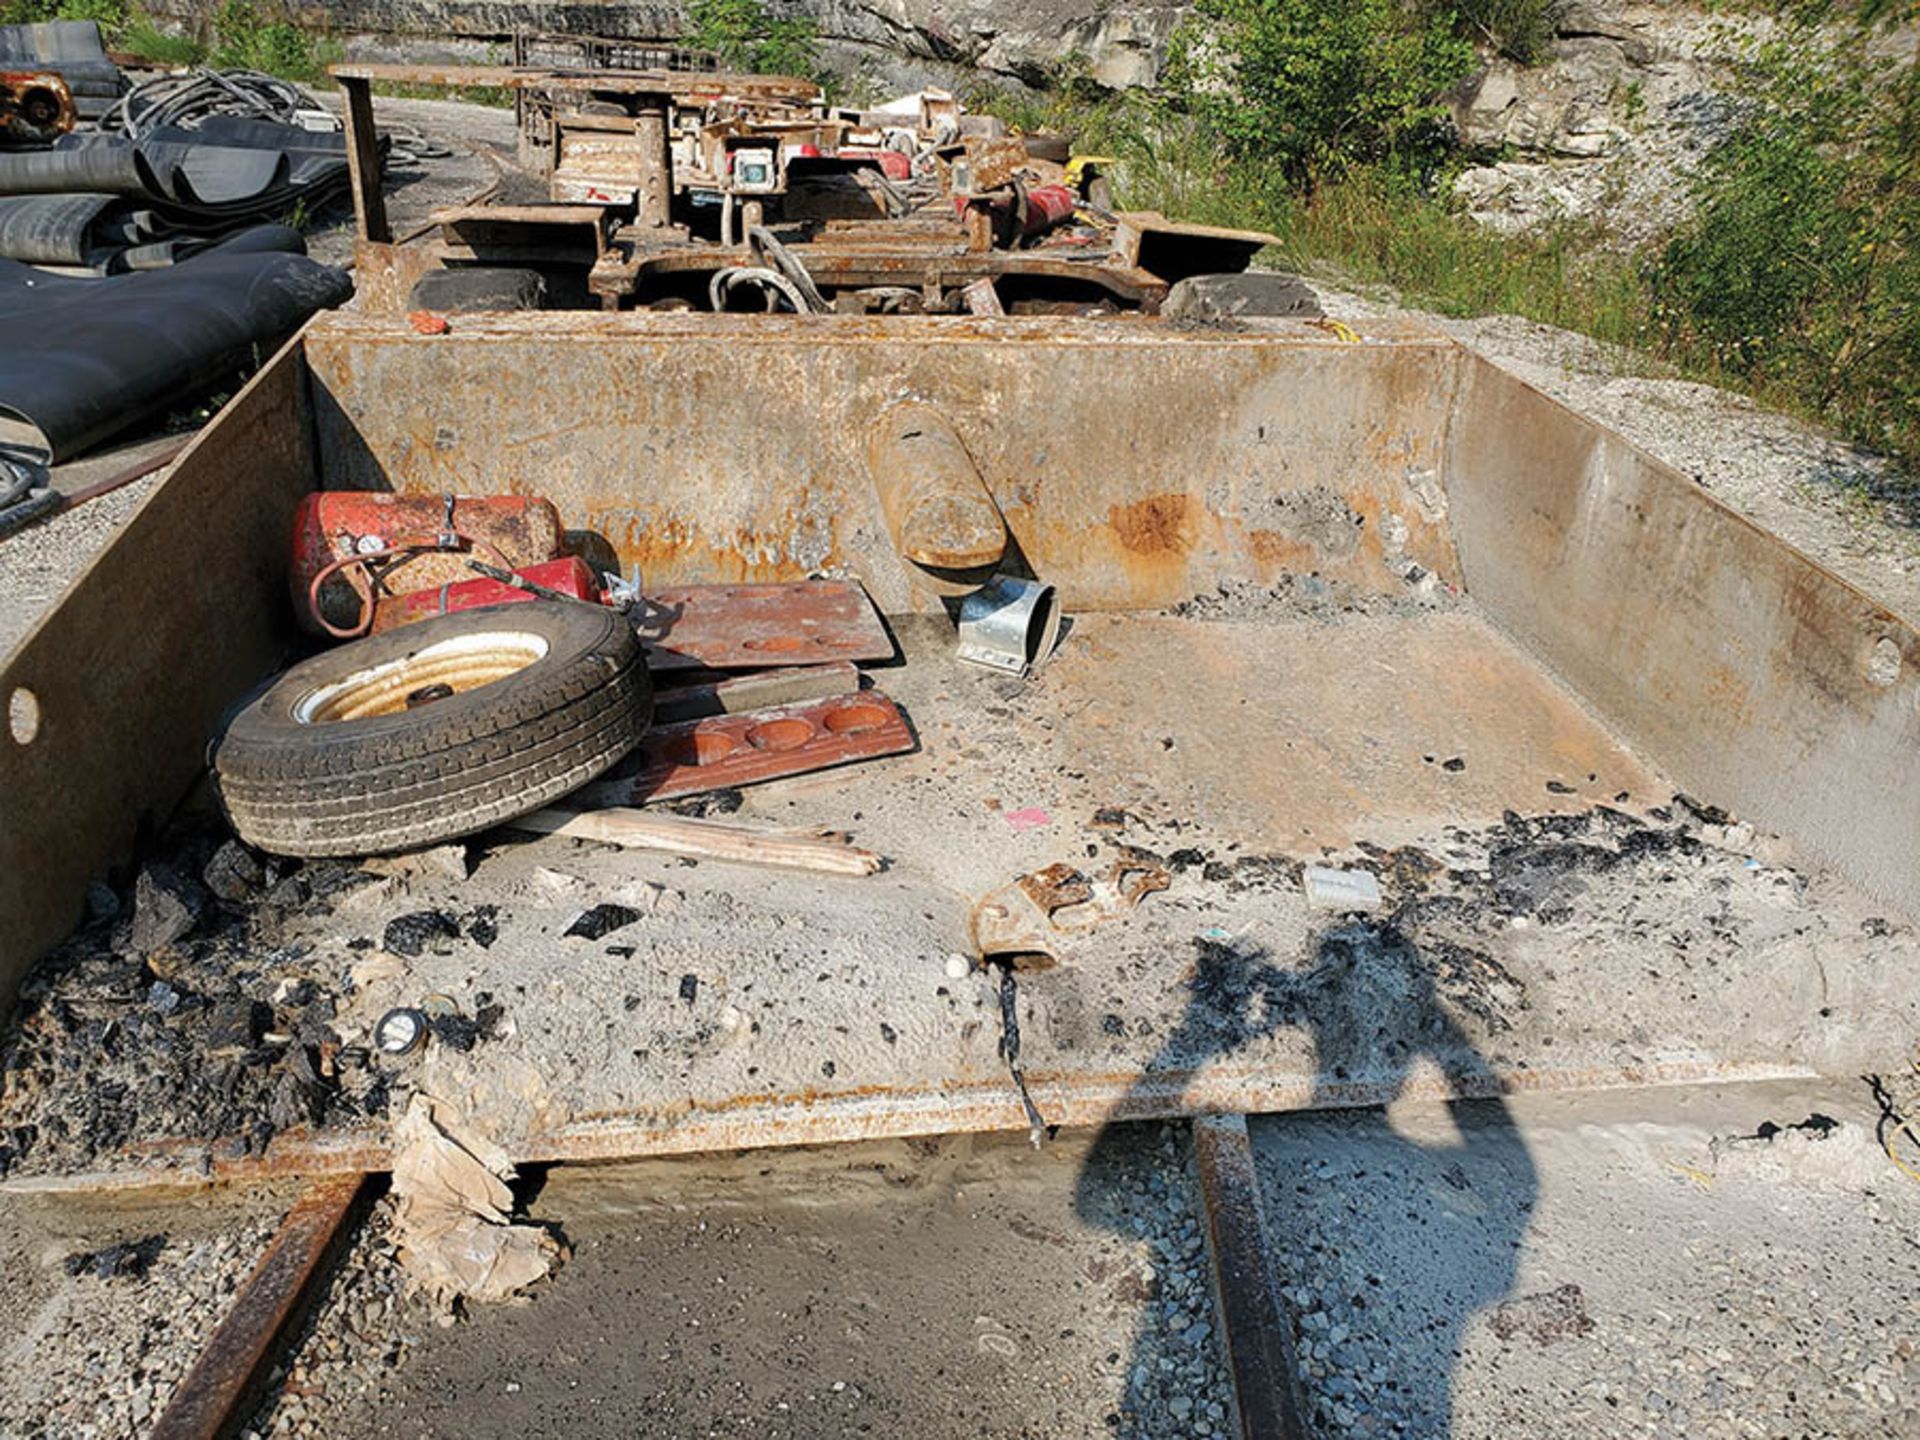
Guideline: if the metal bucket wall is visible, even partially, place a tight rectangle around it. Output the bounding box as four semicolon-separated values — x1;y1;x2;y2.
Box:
301;312;1465;614
0;344;315;999
5;310;1919;1015
1444;355;1920;917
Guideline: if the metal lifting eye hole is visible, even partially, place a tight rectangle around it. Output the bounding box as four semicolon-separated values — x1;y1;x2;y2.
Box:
822;703;889;735
8;687;40;745
663;732;740;767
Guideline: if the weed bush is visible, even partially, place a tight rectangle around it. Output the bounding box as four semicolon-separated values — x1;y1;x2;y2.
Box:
1124;0;1919;481
0;0;123;27
1168;0;1474;189
685;0;819;79
1654;4;1919;470
208;0;333;82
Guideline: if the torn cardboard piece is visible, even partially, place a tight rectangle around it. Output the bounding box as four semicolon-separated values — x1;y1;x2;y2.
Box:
389;1093;560;1308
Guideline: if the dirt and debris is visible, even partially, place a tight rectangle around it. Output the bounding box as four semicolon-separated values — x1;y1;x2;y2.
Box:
245;1126;1233;1440
4;645;1915;1184
62;1232;165;1280
0;827;433;1177
1488;1283;1595;1345
1169;569;1460;623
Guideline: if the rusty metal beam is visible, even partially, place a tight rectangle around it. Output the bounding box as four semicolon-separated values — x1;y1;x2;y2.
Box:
329;62;818;105
0;1058;1815;1196
150;1173;370;1440
339;73;388;245
1193;1115;1312;1440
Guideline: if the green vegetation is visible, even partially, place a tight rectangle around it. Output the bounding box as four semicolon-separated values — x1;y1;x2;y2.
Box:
206;0;337;82
118;12;204;65
1009;0;1920;483
1167;0;1475;190
1651;2;1918;472
0;0;121;25
685;0;820;79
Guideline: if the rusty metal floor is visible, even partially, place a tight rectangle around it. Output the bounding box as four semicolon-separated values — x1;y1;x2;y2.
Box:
11;605;1917;1191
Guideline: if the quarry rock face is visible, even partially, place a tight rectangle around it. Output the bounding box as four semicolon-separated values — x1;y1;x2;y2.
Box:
1444;3;1742;240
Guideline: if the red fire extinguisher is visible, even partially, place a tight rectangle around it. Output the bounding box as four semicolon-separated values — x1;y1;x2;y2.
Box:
290;493;567;639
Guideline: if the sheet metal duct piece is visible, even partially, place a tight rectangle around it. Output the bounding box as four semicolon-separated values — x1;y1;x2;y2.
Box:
956;574;1062;676
0;235;350;461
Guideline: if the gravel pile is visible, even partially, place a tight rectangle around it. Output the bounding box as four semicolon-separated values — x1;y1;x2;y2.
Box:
1253;1084;1920;1438
0;1201;281;1437
1082;1123;1237;1438
243;1197;422;1439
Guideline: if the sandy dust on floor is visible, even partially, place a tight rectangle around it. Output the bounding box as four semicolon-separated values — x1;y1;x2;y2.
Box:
1254;1077;1920;1439
250;1124;1233;1440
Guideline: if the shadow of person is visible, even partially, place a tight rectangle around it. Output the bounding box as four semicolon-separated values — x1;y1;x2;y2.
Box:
1074;920;1539;1438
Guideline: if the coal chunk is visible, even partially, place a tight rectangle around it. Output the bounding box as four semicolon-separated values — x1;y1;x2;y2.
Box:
465;905;500;949
64;1235;166;1281
131;864;207;953
206;997;269;1057
202;841;266;903
383;910;461;957
565;904;642;941
427;1010;481;1052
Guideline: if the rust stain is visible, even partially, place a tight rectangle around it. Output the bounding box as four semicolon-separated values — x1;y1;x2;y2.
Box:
1247;528;1317;570
1109;493;1200;557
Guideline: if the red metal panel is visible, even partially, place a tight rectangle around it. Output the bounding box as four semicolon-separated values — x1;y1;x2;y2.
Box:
598;690;914;802
636;580;895;671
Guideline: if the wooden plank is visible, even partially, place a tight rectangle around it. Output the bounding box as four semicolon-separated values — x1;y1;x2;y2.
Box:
508;807;883;875
0;342;313;1009
1192;1115;1312;1440
432;203;610;225
339;74;388;244
150;1174;370;1440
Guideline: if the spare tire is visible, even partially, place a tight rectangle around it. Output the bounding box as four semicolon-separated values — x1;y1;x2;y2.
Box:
213;603;650;857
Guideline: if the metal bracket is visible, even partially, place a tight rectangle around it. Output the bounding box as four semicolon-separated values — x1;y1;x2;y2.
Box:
956;574;1061;676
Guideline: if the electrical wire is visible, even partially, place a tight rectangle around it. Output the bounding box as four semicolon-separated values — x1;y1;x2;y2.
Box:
103;68;449;166
745;225;829;312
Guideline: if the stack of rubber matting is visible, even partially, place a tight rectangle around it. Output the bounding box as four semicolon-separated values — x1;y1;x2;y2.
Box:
0;24;357;272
